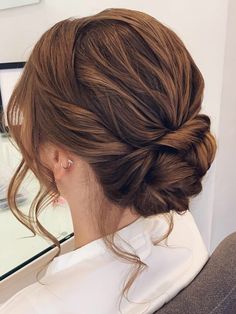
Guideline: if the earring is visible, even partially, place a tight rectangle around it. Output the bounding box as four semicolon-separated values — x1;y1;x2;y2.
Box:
61;159;73;169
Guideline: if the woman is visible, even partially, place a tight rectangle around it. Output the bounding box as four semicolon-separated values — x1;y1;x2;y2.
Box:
0;8;216;314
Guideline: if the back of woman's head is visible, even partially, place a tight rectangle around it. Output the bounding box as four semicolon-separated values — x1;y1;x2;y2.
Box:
7;8;216;216
6;7;216;304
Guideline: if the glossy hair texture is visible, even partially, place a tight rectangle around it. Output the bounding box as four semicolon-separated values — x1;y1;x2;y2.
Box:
6;8;216;309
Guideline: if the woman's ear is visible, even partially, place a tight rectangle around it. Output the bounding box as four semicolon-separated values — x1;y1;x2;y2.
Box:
39;142;72;181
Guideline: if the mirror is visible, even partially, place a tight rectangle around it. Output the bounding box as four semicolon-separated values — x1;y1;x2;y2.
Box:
0;62;74;281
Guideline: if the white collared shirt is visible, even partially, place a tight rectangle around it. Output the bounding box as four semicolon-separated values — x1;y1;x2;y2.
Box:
0;210;208;314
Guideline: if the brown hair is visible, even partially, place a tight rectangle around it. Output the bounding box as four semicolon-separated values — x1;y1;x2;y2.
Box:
5;7;216;310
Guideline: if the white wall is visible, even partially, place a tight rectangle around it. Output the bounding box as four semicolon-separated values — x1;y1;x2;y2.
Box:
210;0;236;252
0;0;234;252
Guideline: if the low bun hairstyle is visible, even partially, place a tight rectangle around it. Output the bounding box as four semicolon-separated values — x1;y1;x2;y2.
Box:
6;8;216;309
73;8;216;216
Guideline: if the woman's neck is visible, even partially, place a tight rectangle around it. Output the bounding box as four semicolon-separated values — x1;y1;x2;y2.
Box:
69;202;141;250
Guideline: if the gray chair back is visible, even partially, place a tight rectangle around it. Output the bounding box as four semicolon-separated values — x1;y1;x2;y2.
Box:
153;232;236;314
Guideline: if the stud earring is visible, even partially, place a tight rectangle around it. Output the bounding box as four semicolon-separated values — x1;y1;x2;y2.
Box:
61;159;73;169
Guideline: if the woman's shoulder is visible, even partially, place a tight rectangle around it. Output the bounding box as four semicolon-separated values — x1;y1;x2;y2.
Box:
146;210;209;266
0;210;208;314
